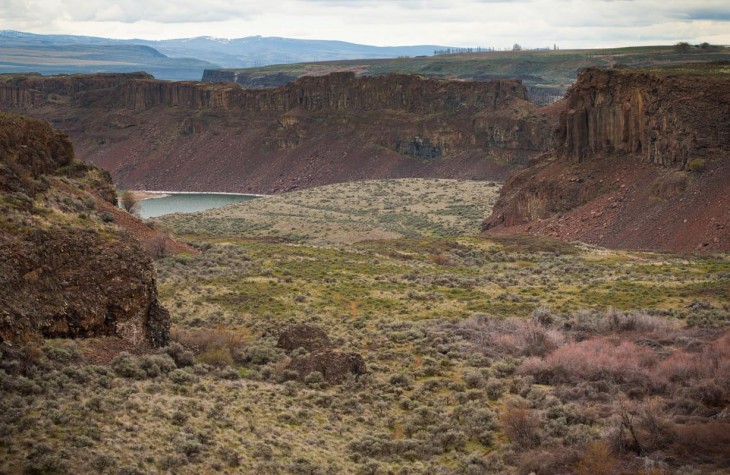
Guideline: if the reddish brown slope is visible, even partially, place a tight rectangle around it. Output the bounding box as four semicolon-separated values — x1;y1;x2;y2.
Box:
484;67;730;252
0;72;555;194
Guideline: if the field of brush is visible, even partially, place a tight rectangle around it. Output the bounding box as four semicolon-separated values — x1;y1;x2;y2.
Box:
1;178;728;474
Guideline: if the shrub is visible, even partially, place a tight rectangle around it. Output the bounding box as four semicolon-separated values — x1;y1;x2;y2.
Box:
531;306;555;326
196;348;233;367
462;370;485;389
111;352;146;379
518;337;656;386
137;354;177;377
160;342;195;367
485;379;505;400
671;421;730;466
500;402;542;449
42;342;79;364
171;327;246;355
452;403;496;445
572;442;618;475
389;373;412;388
240;343;283;365
304;371;324;387
168;369;196;384
447;316;563;357
687;158;706;173
571;309;675;336
119;190;139;215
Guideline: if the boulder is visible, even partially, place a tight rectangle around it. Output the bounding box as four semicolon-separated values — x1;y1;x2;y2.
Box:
277;324;331;353
287;350;367;384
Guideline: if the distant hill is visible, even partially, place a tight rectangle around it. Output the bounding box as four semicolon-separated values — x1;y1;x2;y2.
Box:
131;36;448;69
0;31;449;81
0;31;217;81
202;45;730;104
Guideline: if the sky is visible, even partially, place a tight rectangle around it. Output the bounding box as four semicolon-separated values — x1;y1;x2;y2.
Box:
1;0;729;49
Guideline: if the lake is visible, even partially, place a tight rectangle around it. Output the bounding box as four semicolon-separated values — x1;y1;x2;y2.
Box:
135;193;260;219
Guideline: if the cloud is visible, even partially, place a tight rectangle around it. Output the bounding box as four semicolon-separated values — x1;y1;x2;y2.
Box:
0;0;728;47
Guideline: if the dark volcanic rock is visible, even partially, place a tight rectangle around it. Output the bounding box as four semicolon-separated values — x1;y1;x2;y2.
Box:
0;113;170;346
0;72;555;193
558;68;730;167
277;324;331;353
287;350;367;384
483;66;730;252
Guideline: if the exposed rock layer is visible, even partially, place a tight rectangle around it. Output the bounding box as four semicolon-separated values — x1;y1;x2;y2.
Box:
0;72;554;193
0;113;170;345
559;68;730;167
484;67;730;251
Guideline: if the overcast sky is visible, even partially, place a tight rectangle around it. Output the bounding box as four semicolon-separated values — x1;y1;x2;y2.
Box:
1;0;729;48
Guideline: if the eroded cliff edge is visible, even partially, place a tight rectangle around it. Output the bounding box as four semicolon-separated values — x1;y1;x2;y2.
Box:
0;72;555;193
483;66;730;251
0;113;170;345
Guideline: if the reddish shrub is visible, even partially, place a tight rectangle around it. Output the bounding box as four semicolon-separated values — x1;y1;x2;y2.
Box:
170;326;246;355
500;402;542;449
671;421;730;466
518;337;656;385
651;331;730;388
455;316;564;357
653;351;708;384
573;442;618;475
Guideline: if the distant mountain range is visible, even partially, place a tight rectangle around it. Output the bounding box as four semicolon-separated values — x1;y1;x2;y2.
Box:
0;30;448;81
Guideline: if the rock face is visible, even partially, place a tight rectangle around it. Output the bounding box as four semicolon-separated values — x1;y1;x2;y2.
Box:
0;113;170;346
0;72;554;193
484;66;730;252
559;68;730;167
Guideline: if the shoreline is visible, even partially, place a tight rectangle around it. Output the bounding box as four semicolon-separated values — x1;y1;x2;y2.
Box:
129;190;270;201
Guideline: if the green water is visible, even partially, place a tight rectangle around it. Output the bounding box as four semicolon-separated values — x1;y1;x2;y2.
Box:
136;193;259;219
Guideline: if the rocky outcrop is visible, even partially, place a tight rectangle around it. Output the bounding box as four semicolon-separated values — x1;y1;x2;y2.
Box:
0;72;555;193
2;72;531;114
559;68;730;167
484;66;730;251
0;113;170;345
0;73;154;108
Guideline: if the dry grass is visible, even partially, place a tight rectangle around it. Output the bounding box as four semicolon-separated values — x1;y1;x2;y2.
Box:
154;178;501;245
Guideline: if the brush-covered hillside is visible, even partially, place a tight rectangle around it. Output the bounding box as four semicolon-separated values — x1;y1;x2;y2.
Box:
2;178;728;474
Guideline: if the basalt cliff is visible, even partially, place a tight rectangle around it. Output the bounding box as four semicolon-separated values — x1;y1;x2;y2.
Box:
483;67;730;251
0;113;171;345
0;72;554;193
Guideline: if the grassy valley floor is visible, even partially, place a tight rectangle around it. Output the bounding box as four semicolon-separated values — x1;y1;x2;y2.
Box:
1;179;729;474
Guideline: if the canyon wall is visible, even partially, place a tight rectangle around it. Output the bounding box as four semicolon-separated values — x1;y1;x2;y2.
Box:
1;71;532;114
0;113;170;345
483;66;730;251
559;68;730;167
0;73;555;193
